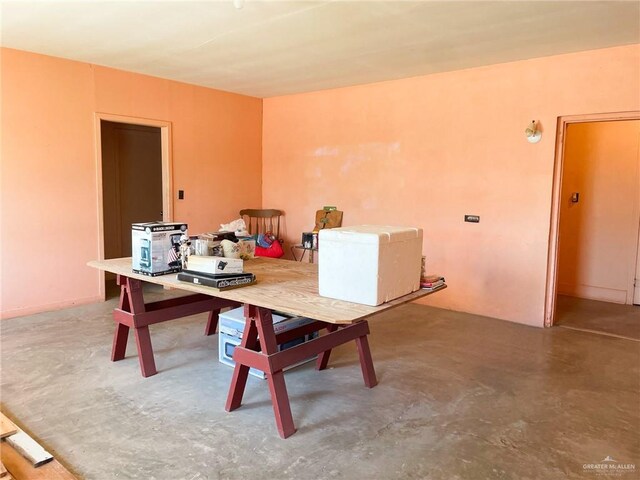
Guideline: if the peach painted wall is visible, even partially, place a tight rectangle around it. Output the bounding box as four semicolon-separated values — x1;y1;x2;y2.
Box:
262;45;640;327
1;47;262;319
557;120;640;304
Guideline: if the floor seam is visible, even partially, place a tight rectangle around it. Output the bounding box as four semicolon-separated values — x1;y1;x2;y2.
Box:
557;324;640;342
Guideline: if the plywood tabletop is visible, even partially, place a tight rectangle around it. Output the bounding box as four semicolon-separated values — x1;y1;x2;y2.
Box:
88;257;444;324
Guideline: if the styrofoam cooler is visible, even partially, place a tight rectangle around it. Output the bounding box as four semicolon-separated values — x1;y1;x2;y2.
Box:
318;225;423;306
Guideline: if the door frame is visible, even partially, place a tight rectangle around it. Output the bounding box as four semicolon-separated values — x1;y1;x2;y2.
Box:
94;112;173;300
544;110;640;327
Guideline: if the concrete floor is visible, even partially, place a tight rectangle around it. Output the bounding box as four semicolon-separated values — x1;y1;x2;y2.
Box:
555;295;640;341
1;287;639;480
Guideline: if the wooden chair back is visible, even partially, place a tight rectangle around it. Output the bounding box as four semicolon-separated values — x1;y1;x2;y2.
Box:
240;209;283;238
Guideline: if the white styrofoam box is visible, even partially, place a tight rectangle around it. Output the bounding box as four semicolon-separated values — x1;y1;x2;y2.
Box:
186;255;243;274
218;307;318;379
132;222;188;276
318;225;423;306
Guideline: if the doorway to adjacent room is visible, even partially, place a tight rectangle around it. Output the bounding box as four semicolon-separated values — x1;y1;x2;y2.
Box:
546;113;640;339
95;113;173;299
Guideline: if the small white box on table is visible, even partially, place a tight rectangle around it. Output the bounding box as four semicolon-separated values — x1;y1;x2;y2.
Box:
318;225;423;306
218;307;317;379
187;255;243;274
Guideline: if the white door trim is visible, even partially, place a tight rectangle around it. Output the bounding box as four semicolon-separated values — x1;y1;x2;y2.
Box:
544;111;640;327
94;112;173;300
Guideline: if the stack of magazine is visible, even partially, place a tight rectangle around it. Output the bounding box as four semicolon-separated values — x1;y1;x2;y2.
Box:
177;270;256;290
420;275;445;291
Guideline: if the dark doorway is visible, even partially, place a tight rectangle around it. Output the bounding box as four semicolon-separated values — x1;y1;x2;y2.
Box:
101;120;163;297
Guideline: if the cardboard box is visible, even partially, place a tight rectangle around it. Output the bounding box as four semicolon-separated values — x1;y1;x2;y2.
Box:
132;222;188;276
186;256;243;274
218;307;317;379
318;225;423;306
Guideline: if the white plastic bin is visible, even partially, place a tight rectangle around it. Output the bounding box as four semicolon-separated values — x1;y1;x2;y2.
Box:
218;307;317;379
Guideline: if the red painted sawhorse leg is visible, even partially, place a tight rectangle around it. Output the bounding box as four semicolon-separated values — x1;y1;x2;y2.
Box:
226;306;377;438
315;324;377;388
111;274;238;377
315;324;338;370
204;309;221;336
225;305;261;414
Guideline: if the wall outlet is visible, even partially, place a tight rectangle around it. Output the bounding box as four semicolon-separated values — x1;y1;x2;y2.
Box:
464;215;480;223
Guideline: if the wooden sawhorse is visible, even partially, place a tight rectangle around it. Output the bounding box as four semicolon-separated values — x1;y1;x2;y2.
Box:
111;275;239;377
226;304;377;438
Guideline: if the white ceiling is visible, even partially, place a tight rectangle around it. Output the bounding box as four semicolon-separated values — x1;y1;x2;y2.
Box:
1;1;638;98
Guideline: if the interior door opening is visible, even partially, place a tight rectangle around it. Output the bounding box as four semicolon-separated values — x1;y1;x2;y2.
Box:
550;117;640;339
97;115;172;299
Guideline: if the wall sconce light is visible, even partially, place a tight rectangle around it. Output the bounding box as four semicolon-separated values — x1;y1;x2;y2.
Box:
525;120;542;143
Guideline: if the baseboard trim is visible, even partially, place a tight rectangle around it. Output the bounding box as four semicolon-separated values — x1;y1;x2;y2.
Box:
557;283;627;304
0;295;104;320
